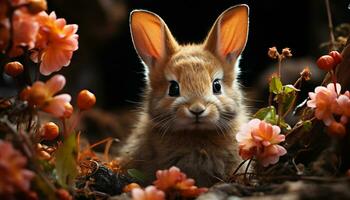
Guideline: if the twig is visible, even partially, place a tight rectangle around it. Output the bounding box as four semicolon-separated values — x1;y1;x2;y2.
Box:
325;0;336;51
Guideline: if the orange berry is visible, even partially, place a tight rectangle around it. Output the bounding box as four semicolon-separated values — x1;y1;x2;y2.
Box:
123;183;141;193
4;61;23;77
328;51;343;65
327;121;346;137
77;89;96;110
62;102;73;118
41;122;59;140
316;55;336;71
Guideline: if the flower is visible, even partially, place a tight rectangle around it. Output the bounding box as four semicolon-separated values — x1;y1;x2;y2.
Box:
153;166;208;198
236;119;287;167
0;140;35;197
10;7;39;57
132;186;165;200
154;166;186;191
21;74;73;118
327;121;346;137
123;183;141;193
31;11;78;75
307;83;340;126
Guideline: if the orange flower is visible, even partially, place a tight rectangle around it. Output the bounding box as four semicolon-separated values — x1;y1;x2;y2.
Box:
307;83;340;126
335;91;350;120
0;140;35;196
236;119;287;167
10;7;39;57
21;74;73;118
31;11;78;75
153;166;208;198
131;186;165;200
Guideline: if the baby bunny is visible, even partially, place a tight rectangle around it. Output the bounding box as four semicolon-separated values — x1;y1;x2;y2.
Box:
120;4;249;187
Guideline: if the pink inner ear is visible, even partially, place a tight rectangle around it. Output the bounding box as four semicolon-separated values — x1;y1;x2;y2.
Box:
217;7;248;58
131;12;164;59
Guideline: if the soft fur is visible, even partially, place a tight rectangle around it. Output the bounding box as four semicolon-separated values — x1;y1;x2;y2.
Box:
120;4;250;187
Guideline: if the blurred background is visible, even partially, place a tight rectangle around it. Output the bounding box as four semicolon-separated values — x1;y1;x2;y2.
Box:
1;0;350;141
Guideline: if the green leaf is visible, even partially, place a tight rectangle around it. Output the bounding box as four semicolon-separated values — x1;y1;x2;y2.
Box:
127;169;147;183
278;117;292;131
55;132;78;188
302;120;313;132
283;84;300;94
253;106;277;124
269;76;283;94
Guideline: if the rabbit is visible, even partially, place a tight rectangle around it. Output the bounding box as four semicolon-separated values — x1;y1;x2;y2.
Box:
120;4;249;187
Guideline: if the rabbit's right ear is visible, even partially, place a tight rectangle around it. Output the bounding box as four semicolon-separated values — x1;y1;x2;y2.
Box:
130;10;179;69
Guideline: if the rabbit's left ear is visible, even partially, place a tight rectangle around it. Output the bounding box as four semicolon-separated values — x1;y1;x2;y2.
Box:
204;5;249;64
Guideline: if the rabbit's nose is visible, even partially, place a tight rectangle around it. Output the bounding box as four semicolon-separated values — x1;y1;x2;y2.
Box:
189;103;206;116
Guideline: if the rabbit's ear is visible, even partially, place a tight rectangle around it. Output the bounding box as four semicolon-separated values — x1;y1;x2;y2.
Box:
204;5;249;64
130;10;178;68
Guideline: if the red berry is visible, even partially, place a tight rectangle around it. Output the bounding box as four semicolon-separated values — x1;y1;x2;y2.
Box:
316;55;336;71
329;51;343;65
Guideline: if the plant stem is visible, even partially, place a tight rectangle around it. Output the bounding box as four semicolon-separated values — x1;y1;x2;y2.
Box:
325;0;336;51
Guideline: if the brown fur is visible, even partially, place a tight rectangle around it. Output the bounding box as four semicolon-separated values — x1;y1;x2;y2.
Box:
120;5;249;187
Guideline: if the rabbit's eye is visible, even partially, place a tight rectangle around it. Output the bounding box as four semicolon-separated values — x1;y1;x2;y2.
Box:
213;79;221;94
168;81;180;97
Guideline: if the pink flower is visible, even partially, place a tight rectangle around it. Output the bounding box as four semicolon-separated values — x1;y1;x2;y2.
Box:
334;91;350;124
31;11;78;75
0;140;35;196
21;74;73;118
236;119;287;167
132;186;165;200
153;166;208;198
307;83;340;126
9;8;39;57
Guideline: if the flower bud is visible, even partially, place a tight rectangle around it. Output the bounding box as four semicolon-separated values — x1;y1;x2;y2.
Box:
316;55;336;71
56;189;72;200
41;122;59;140
123;183;141;193
77;89;96;110
327;121;346;137
328;51;343;65
300;67;311;81
62;103;73;118
28;85;48;106
282;48;292;58
19;86;31;101
28;0;47;14
268;47;278;59
4;61;24;77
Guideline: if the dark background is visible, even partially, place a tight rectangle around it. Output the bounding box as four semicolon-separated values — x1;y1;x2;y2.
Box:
2;0;350;110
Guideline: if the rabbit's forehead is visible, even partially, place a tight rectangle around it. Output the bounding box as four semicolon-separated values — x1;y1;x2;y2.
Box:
165;53;222;82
